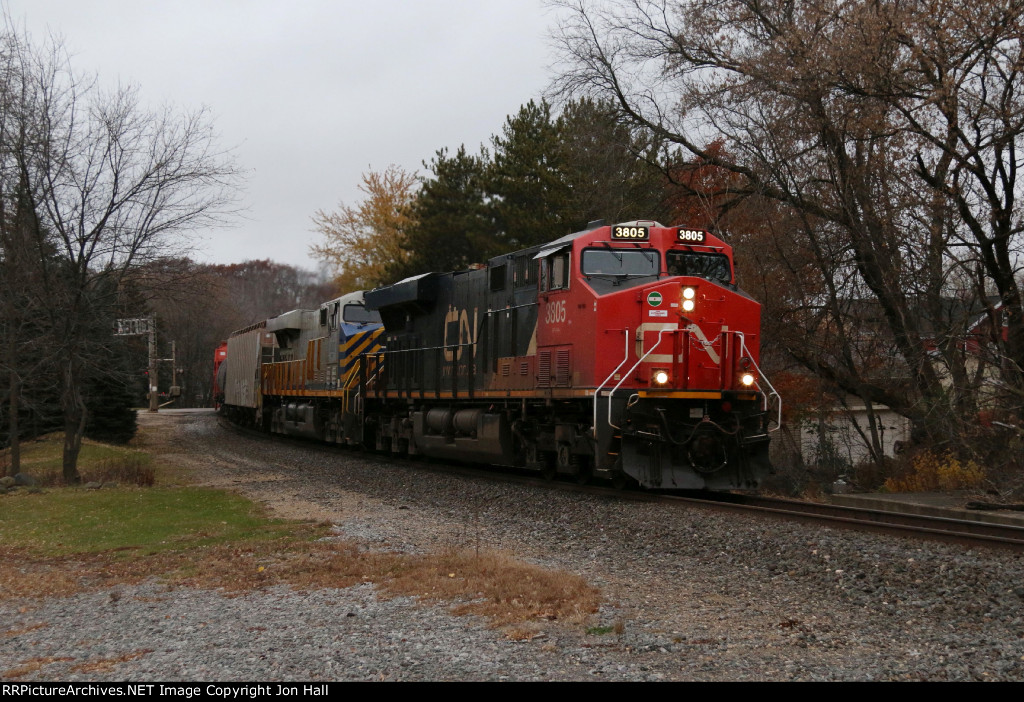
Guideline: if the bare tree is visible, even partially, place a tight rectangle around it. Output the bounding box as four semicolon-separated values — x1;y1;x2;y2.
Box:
550;0;1024;451
0;19;239;482
140;258;335;409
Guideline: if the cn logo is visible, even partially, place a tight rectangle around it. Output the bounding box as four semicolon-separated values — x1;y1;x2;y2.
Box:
443;306;478;361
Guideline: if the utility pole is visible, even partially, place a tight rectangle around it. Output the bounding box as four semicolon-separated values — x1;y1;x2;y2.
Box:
148;324;159;412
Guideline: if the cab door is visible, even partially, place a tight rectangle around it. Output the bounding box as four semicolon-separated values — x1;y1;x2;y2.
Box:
536;246;573;388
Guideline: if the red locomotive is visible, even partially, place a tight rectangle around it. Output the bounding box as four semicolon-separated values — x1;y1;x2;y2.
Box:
218;220;779;490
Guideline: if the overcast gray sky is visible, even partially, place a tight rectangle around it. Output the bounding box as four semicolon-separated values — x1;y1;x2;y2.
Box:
5;0;561;272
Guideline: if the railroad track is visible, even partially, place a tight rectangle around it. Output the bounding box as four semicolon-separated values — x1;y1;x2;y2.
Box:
217;416;1024;552
676;492;1024;552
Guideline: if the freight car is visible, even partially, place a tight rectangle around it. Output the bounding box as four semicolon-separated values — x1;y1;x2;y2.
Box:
212;341;228;409
218;220;780;490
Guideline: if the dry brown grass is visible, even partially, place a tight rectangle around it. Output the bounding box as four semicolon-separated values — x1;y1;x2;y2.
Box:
174;539;602;635
27;456;155;488
0;535;602;637
3;623;48;638
69;650;154;674
0;548;122;599
3;433;155;487
2;657;75;679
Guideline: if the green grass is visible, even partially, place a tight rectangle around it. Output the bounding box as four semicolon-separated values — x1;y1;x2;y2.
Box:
9;433;145;470
3;433;154;485
2;433;322;564
0;486;313;558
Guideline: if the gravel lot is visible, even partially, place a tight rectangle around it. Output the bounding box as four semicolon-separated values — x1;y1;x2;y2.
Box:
3;410;1024;681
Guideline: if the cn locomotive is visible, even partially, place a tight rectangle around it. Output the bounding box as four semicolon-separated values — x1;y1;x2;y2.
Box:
218;220;780;490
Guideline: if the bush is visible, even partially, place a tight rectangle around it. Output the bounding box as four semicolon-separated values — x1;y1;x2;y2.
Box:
85;381;139;445
32;454;155;488
883;450;986;492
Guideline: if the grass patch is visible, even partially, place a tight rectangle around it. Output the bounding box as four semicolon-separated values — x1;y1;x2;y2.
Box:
0;484;329;601
164;541;602;638
0;487;304;557
2;433;154;487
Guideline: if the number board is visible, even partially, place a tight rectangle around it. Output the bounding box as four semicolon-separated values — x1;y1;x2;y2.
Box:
611;225;649;241
677;228;707;244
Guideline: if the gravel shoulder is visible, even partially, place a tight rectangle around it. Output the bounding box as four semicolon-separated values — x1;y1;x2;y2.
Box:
3;410;1024;681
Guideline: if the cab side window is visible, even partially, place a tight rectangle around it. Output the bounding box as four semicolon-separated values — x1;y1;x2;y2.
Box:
551;252;569;290
541;250;570;292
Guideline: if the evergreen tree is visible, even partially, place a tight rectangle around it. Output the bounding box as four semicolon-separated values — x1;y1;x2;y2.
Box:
83;369;139;445
397;146;494;276
78;274;141;445
394;99;673;277
555;98;671;226
486;100;573;249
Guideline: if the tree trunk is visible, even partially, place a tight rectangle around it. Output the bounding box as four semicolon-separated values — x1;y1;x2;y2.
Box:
7;369;20;477
61;360;85;484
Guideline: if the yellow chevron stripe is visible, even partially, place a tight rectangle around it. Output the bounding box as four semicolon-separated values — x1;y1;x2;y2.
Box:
348;335;382;359
340;328;384;355
340;345;384;374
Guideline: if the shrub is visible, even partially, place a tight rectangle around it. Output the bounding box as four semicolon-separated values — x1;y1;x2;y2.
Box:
883;450;986;492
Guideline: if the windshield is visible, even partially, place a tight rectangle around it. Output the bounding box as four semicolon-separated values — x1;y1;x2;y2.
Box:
581;248;660;278
666;251;732;285
343;304;381;325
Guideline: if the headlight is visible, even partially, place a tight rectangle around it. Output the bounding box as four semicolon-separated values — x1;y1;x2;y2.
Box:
741;373;756;387
682;287;696;312
653;370;670;385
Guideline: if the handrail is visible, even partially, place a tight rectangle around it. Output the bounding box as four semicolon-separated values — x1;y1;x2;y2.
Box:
593;328;631;442
607;328;668;430
737;332;782;431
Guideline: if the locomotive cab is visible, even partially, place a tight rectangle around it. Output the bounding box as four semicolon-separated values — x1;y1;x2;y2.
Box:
534;221;778;490
598;224;770;489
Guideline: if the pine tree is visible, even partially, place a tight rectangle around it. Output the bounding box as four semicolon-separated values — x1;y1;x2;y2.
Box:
397;146;495;276
486;100;573;250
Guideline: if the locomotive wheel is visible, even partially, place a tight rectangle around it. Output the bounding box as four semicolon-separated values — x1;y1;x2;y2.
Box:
540;452;557;481
611;469;636;491
573;456;592;485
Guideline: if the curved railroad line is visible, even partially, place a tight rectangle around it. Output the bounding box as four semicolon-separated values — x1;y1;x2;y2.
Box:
679;492;1024;552
217;416;1024;552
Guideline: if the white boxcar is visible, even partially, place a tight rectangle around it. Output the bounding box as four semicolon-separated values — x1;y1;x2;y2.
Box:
225;322;274;410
